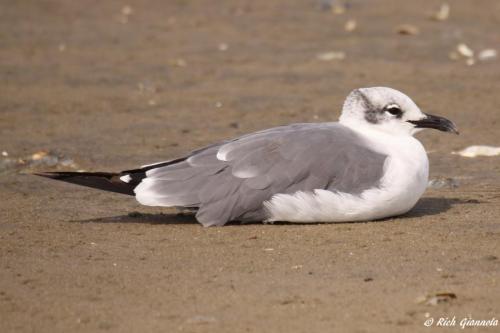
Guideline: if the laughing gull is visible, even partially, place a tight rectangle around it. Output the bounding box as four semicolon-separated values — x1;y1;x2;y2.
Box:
37;87;458;226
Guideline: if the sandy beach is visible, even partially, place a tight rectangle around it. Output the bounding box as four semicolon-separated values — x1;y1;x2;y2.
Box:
1;1;499;332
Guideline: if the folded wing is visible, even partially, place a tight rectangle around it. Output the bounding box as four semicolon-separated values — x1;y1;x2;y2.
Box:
133;123;387;226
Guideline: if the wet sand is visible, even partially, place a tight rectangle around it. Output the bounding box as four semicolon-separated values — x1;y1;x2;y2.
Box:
1;1;499;332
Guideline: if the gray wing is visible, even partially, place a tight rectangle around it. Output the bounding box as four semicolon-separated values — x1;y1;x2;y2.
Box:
133;123;387;226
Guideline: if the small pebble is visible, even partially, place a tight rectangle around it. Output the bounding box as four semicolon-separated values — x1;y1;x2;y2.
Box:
431;3;450;21
31;151;48;161
478;49;497;61
396;24;419;35
426;292;456;306
218;43;229;51
457;43;474;58
416;292;456;305
317;51;346;61
119;6;133;24
172;58;187;67
121;5;133;16
453;145;500;157
344;19;357;32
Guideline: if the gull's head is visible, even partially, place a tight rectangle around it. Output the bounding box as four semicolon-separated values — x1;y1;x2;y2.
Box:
339;87;459;136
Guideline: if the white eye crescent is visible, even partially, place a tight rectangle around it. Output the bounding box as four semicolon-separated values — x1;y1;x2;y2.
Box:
384;104;403;116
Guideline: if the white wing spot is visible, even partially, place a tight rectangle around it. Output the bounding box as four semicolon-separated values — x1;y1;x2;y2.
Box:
120;175;132;183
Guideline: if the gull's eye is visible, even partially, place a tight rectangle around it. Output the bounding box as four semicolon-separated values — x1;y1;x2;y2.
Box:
384;104;403;116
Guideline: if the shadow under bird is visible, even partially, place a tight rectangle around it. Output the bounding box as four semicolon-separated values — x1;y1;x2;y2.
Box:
36;87;459;226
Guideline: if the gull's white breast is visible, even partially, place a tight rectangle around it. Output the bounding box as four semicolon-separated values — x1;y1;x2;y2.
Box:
264;129;429;222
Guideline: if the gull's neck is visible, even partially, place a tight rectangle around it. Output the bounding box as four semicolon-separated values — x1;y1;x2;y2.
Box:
339;118;424;156
340;118;401;139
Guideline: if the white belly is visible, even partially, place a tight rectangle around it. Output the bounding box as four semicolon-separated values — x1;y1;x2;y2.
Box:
264;136;429;223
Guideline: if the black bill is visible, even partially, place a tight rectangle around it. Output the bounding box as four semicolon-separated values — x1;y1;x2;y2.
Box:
408;113;459;134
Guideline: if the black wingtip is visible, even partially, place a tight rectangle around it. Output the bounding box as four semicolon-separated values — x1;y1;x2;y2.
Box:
34;171;136;196
34;171;102;181
33;171;71;179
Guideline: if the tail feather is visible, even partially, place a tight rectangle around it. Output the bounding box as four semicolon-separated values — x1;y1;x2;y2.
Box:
34;171;144;196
